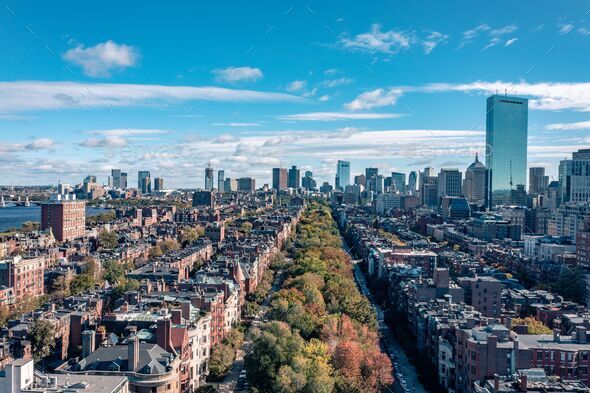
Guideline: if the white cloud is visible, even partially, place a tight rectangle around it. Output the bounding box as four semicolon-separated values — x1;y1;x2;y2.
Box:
320;77;355;88
324;68;339;76
79;136;128;148
89;128;168;136
344;88;401;111
460;24;518;49
212;66;263;83
558;23;575;34
286;80;307;92
63;40;139;77
505;38;518;46
338;24;414;55
546;120;590;130
422;31;449;54
212;134;239;144
318;95;331;102
213;122;260;127
277;112;403;121
24;138;55;150
0;81;301;113
409;80;590;112
578;27;590;36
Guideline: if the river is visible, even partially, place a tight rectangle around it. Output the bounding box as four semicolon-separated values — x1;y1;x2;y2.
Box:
0;204;109;232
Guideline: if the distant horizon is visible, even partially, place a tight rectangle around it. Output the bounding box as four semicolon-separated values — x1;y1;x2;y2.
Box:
2;1;590;187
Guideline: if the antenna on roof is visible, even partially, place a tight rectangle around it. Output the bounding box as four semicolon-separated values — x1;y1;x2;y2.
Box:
509;160;513;189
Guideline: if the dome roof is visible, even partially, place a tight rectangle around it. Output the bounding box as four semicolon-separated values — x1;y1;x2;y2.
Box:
467;153;486;170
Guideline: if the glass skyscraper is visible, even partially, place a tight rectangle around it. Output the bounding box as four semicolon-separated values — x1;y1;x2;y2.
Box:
485;95;528;191
336;160;350;191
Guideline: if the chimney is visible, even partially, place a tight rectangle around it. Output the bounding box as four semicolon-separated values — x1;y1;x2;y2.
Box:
171;309;182;325
128;335;139;372
553;329;561;343
181;302;191;321
577;326;587;344
81;330;95;359
493;374;499;393
505;317;513;330
157;318;173;353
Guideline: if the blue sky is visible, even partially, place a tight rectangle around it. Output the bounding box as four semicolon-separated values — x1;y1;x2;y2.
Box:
1;0;590;187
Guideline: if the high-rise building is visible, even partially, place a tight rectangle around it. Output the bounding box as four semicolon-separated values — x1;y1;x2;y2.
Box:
288;165;300;189
193;190;215;208
41;193;86;242
463;153;488;204
205;166;214;191
485;94;528;192
408;171;417;194
111;169;122;189
420;167;437;207
217;170;225;191
336;160;350;191
391;172;406;193
138;171;151;194
223;178;238;192
365;167;379;192
374;174;384;194
302;171;317;191
438;168;462;198
154;177;164;192
237;177;256;192
354;174;366;187
120;172;128;189
559;148;590;204
272;168;288;190
529;167;549;195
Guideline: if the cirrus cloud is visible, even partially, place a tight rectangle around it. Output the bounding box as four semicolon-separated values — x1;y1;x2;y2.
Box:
212;66;263;83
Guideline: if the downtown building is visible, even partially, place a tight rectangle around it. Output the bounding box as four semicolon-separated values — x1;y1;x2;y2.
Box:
336;160;350;191
559;148;590;204
485;95;528;202
272;167;288;190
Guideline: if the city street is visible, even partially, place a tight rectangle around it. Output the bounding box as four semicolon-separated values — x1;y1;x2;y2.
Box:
217;266;286;392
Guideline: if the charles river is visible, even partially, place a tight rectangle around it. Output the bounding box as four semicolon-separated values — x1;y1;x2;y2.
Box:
0;204;107;232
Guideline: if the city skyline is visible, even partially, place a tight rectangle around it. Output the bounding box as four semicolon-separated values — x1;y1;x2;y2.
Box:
1;1;590;187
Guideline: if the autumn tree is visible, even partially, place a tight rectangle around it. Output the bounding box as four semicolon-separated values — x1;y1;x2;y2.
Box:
29;320;56;362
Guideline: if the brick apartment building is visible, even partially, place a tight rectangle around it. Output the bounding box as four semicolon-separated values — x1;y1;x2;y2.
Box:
0;255;45;306
41;194;86;242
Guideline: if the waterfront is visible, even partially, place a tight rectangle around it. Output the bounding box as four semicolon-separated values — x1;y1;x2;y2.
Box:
0;204;108;232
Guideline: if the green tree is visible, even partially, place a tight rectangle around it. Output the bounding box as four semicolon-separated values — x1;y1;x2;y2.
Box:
70;273;95;295
98;230;118;249
102;259;125;285
208;343;236;380
29;320;56;362
553;266;589;304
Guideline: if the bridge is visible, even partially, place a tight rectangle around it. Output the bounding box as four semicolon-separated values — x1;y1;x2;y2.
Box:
0;195;43;208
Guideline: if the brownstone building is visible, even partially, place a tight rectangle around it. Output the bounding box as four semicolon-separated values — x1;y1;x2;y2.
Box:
0;255;45;306
41;196;86;242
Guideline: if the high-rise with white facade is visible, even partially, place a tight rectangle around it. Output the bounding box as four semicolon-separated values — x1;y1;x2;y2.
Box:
559;148;590;204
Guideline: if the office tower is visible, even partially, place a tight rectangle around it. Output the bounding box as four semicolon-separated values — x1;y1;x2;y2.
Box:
205;165;214;191
559;148;590;204
111;169;122;188
438;168;462;198
354;174;366;187
107;176;113;188
120;172;128;189
485;94;528;191
344;184;362;205
302;171;317;190
419;167;437;206
408;171;417;194
548;202;590;242
365;167;379;192
218;170;225;191
41;194;86;242
84;175;97;183
391;172;406;193
510;184;527;206
192;190;215;208
154;177;164;192
288;165;300;188
223;178;238;192
529;167;549;195
272;168;288;190
374;175;384;194
463;153;488;204
138;171;151;194
320;182;333;193
336;160;350;191
237;177;256;192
